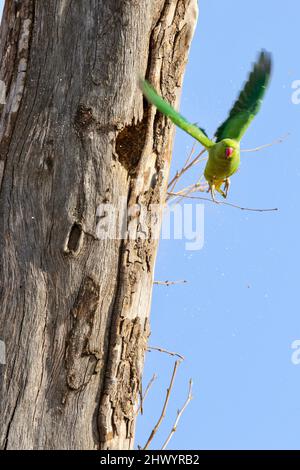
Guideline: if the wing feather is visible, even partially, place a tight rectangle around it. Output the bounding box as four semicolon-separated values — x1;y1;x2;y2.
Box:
215;50;272;142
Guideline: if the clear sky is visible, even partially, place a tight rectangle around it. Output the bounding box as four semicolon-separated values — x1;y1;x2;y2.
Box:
137;0;300;450
1;0;299;451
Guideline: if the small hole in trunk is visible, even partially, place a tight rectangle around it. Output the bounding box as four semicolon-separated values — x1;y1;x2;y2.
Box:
66;223;84;254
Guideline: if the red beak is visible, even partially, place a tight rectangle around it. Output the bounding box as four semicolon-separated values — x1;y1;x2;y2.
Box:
226;147;234;159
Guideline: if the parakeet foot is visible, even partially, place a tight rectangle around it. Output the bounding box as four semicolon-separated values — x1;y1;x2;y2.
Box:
210;184;219;204
223;178;231;198
217;188;227;199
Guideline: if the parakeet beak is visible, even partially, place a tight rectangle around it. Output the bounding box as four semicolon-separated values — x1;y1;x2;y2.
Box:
225;147;234;159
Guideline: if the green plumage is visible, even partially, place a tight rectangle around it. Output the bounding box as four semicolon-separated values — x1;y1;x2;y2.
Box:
140;49;272;201
215;50;271;142
140;80;213;149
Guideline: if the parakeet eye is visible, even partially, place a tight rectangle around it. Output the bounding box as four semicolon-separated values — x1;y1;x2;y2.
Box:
225;147;234;158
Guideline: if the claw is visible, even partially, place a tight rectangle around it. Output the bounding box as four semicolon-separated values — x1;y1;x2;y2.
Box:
224;178;231;198
210;184;219;204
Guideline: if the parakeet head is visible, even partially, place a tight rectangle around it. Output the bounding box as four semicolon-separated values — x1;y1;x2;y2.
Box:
225;147;234;158
218;139;240;160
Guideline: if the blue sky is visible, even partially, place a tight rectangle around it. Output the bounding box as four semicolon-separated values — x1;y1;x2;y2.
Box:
1;0;299;451
136;0;300;450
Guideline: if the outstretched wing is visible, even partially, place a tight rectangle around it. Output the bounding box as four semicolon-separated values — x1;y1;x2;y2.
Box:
215;50;272;142
140;79;214;149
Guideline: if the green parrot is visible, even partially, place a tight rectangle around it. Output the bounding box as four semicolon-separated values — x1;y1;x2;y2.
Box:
140;50;272;201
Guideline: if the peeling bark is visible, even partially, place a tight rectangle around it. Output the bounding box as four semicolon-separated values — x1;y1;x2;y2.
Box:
0;0;198;450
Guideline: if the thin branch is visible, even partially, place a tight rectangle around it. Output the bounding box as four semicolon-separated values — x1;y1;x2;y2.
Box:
168;133;286;198
167;181;208;204
153;280;187;286
167;147;207;191
161;379;193;450
136;373;157;416
148;346;185;361
170;181;208;195
167;133;286;204
143;360;181;450
241;133;289;153
168;141;197;191
182;141;197;171
167;192;278;212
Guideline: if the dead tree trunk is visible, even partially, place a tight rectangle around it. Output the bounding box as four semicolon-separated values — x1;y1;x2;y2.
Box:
0;0;197;450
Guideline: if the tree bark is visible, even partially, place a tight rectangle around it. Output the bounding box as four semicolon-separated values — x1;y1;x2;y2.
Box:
0;0;198;450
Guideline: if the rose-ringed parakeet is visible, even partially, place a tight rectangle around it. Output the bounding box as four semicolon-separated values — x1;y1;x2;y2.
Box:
140;50;272;201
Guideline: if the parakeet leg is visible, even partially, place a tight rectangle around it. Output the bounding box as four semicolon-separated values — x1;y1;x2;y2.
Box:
216;187;226;198
215;181;226;199
224;178;231;198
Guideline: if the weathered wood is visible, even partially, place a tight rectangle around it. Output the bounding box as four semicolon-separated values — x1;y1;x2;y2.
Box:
0;0;198;450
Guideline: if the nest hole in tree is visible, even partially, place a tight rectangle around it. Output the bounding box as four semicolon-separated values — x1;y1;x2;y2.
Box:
115;115;148;175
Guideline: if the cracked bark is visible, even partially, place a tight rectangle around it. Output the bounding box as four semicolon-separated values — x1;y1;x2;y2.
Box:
0;0;198;450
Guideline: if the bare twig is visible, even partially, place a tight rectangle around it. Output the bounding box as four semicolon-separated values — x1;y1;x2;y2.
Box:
168;142;197;197
167;192;278;212
242;133;289;153
136;373;157;416
167;181;208;204
167;147;207;192
148;346;185;361
153;280;187;286
175;180;208;195
161;379;193;450
168;133;286;198
143;360;181;450
166;133;286;207
183;141;197;167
